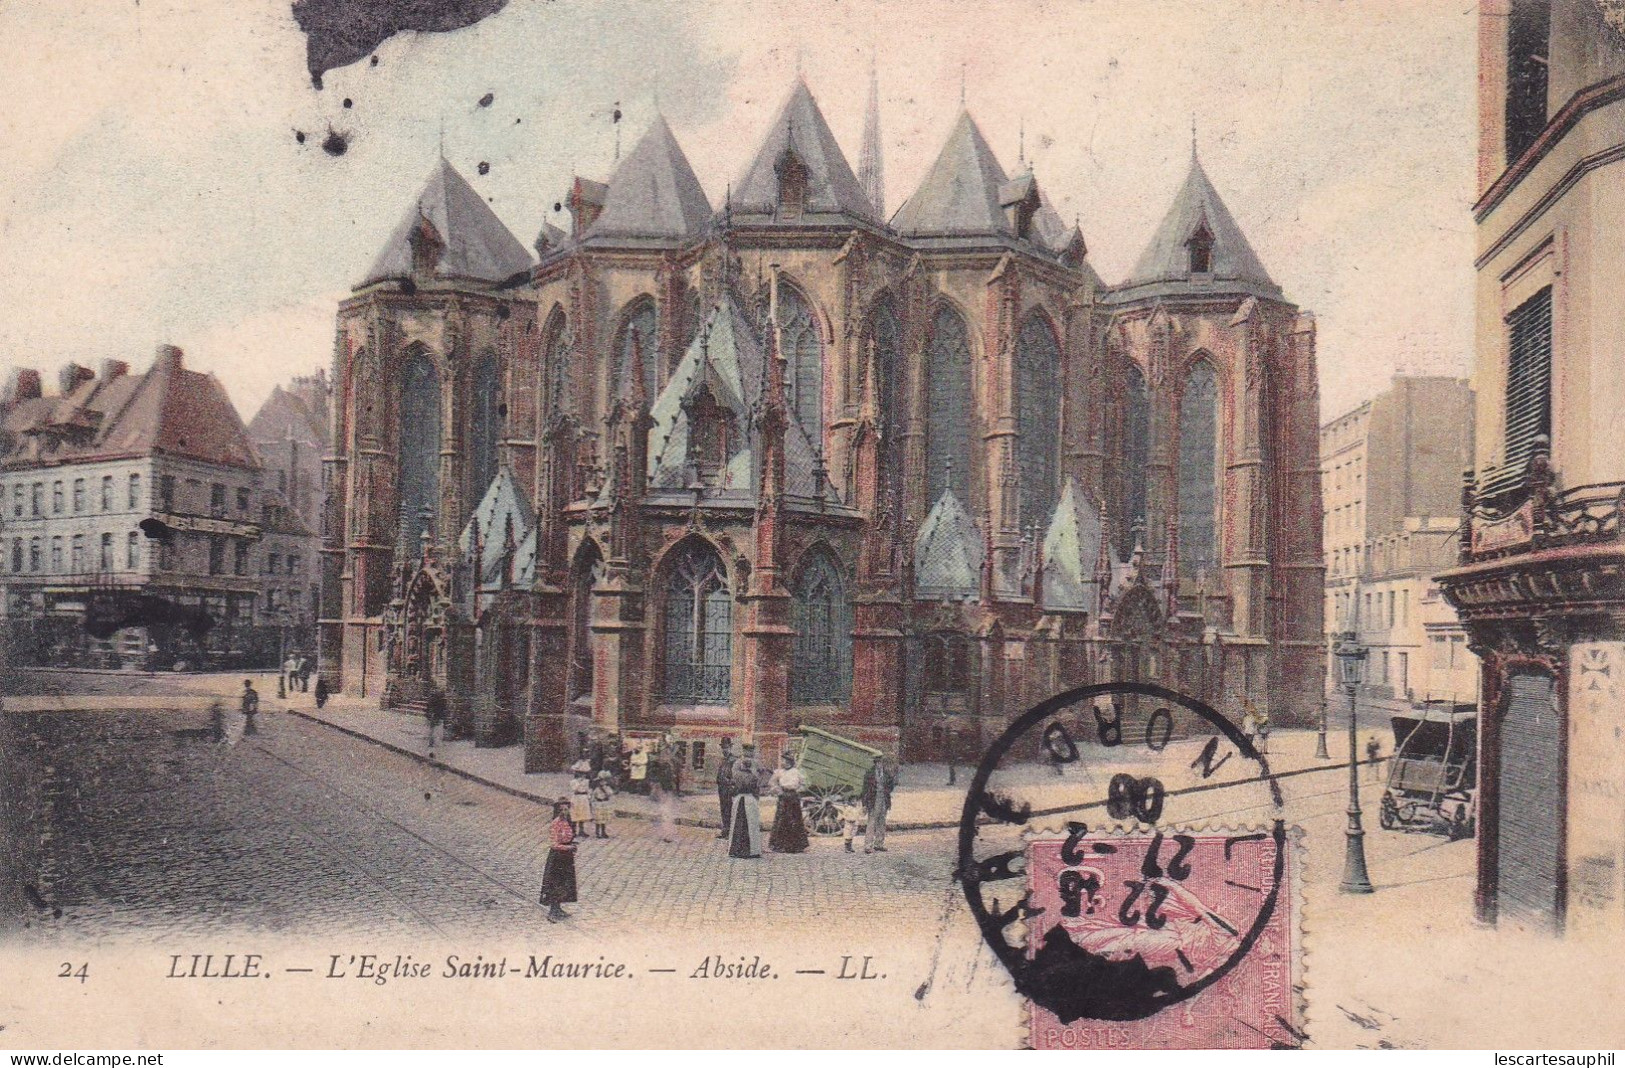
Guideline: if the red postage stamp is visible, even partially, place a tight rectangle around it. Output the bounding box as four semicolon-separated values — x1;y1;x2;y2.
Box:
1024;827;1303;1050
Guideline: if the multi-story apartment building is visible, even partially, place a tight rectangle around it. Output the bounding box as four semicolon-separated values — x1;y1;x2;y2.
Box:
0;347;277;669
1322;376;1476;710
1437;0;1625;935
247;373;329;661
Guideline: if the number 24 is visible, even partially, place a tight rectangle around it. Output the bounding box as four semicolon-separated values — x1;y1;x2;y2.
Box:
58;962;88;983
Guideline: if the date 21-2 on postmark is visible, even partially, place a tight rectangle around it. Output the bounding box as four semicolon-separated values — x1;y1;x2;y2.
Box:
955;682;1305;1049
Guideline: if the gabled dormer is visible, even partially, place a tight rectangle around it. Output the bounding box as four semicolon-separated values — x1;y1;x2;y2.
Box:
1185;217;1214;275
358;157;532;290
730;77;876;225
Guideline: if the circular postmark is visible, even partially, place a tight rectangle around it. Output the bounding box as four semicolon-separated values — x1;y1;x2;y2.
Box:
956;682;1289;1028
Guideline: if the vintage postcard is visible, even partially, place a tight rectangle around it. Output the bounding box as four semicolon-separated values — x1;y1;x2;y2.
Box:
1;0;1623;1052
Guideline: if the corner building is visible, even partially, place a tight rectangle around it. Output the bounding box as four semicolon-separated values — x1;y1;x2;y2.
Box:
321;76;1325;773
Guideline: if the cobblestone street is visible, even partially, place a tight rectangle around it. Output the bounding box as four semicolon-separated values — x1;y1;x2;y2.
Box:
2;704;950;945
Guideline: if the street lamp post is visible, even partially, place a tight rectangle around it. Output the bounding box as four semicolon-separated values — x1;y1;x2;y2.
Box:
1315;693;1330;760
1335;631;1374;893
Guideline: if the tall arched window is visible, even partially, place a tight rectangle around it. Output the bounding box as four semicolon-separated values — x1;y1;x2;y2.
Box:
570;541;602;701
352;348;380;446
661;541;732;704
791;551;852;705
470;351;502;499
541;307;569;415
616;298;659;400
399;348;441;544
776;283;823;448
1177;360;1219;579
1016;312;1062;525
870;297;904;515
1120;361;1150;560
927;305;973;503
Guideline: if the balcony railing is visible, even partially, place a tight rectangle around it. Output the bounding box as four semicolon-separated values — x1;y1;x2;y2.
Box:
1461;437;1624;563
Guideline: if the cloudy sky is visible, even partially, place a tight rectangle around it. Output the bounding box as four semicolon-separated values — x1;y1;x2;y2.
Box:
0;0;1477;423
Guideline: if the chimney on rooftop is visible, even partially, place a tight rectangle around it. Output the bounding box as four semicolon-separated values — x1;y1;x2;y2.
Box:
58;363;95;395
101;359;129;381
5;368;42;404
155;345;184;372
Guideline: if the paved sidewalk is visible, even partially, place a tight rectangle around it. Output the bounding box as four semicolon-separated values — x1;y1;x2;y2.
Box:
7;667;1392;833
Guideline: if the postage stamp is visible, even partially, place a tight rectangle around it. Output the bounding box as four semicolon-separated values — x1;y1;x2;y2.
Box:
1024;827;1303;1050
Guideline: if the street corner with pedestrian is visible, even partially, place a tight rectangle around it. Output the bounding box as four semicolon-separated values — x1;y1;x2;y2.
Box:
539;799;578;924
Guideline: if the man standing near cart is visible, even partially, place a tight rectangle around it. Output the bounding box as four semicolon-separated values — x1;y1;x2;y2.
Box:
859;755;896;854
715;737;737;840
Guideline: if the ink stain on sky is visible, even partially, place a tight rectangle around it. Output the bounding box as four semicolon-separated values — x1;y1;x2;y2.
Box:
322;128;350;156
291;0;510;89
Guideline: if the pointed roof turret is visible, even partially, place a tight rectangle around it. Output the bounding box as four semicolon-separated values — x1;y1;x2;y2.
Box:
914;487;984;601
458;466;536;590
1041;480;1107;613
586;114;713;244
361;157;532;288
731;78;876;223
891;111;1008;238
1118;151;1279;300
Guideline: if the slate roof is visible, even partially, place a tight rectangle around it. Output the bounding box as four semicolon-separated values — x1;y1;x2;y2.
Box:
1118;152;1278;298
1041;480;1106;613
891;112;1010;238
458;466;536;590
914;488;983;601
360;157;532;287
730;78;876;223
1;349;259;472
586;115;713;244
248;385;326;449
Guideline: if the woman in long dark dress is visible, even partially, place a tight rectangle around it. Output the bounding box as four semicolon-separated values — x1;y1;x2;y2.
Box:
728;747;764;859
539;800;578;922
768;752;810;854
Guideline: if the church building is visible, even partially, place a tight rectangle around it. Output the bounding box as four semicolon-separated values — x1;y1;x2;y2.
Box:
319;74;1326;772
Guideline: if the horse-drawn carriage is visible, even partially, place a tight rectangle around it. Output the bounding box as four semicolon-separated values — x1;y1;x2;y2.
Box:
792;726;884;836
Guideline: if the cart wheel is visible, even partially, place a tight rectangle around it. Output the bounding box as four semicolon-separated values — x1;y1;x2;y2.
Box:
802;788;847;837
1379;795;1397;830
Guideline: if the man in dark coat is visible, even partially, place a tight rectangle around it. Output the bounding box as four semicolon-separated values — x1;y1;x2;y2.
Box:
715;737;737;839
240;680;260;736
860;755;896;854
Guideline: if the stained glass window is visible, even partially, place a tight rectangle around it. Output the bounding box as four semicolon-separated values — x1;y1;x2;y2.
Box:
1016;313;1061;526
777;283;823;448
399;348;442;545
1121;362;1150;560
927;305;973;503
791;552;851;704
470;351;502;501
662;541;732;704
1177;361;1219;579
871;298;904;514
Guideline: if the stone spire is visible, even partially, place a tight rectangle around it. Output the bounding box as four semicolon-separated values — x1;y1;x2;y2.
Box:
858;59;884;218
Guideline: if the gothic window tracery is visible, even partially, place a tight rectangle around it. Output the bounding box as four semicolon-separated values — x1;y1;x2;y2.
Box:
1016;312;1061;525
470;350;502;499
870;297;904;511
661;541;732;704
776;283;822;448
1177;360;1219;579
1121;361;1150;560
541;308;569;415
927;304;973;503
570;541;602;701
399;347;441;545
791;551;851;705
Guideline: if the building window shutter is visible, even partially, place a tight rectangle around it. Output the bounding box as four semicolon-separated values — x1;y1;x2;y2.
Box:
1494;286;1552;498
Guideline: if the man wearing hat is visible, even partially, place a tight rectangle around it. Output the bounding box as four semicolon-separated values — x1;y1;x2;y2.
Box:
715;737;737;839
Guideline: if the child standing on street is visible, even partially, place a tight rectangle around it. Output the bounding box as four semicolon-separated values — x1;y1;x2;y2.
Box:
569;759;592;838
539;800;577;923
589;770;615;839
